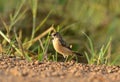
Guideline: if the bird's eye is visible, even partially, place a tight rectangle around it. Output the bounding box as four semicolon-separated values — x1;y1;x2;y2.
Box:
53;33;56;36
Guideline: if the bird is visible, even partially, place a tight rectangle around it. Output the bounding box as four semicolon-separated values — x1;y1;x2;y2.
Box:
50;31;82;59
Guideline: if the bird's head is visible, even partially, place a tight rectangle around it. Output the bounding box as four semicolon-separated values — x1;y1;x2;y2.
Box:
50;31;62;40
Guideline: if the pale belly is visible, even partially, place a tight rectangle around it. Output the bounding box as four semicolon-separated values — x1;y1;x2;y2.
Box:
52;39;73;57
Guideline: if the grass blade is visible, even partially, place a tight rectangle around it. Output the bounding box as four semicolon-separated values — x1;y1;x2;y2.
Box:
0;31;23;56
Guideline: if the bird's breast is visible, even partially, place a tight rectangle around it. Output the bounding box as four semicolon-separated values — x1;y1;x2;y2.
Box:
52;38;73;56
52;39;62;51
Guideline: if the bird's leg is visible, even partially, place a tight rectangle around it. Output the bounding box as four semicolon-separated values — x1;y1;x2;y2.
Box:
75;55;78;63
68;55;75;61
64;56;68;62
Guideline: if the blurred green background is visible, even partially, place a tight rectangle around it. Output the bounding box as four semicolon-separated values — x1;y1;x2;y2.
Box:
0;0;120;64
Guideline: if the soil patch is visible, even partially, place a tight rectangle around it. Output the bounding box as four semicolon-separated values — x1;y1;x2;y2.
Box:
0;56;120;82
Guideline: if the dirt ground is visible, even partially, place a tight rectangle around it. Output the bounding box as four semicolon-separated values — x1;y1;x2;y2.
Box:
0;56;120;82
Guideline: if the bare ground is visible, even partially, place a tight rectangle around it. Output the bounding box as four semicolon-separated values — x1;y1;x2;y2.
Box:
0;56;120;82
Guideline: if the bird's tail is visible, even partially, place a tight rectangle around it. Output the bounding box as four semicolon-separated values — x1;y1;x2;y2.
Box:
73;52;83;56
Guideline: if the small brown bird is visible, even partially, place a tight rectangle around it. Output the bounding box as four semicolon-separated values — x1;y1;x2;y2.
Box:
50;31;82;58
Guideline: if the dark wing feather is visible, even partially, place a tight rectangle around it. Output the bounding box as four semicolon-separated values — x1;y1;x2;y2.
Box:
59;38;72;50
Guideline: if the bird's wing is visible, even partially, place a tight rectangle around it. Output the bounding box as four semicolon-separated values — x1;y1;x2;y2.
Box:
59;38;72;50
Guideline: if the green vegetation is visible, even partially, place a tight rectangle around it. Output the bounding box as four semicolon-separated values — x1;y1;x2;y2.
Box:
84;32;112;65
0;0;120;65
